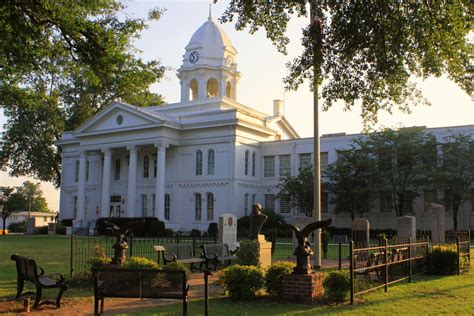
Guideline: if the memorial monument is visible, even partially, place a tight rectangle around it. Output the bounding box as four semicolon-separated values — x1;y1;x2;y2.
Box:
248;203;272;268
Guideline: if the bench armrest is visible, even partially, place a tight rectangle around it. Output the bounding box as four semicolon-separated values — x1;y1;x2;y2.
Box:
38;267;45;276
163;253;177;263
43;272;65;283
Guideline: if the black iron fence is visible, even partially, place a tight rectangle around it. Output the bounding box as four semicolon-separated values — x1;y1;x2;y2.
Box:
349;239;429;305
70;234;217;276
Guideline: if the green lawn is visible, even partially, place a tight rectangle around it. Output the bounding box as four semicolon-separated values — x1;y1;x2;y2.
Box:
1;235;473;315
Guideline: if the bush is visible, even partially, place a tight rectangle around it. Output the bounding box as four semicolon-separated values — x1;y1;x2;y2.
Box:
55;224;67;235
264;261;295;296
96;217;165;237
427;244;466;275
163;228;175;237
323;271;350;302
37;226;49;234
68;271;93;287
87;245;111;269
218;265;264;300
237;239;260;266
121;257;160;270
207;222;218;238
189;228;201;237
163;261;190;287
8;221;26;233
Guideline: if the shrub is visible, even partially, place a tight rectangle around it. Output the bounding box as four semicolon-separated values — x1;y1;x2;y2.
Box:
427;244;465;275
189;228;201;237
163;228;175;237
68;271;93;287
8;221;26;233
218;265;264;300
55;224;67;235
207;222;218;238
87;245;112;269
37;226;49;234
264;261;295;296
323;271;350;302
121;257;160;270
237;239;260;266
96;217;165;237
163;261;190;287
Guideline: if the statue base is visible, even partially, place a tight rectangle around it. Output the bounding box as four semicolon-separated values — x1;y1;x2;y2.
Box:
282;273;325;303
257;234;272;269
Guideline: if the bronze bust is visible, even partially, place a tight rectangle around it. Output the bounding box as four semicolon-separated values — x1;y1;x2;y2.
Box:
249;203;268;240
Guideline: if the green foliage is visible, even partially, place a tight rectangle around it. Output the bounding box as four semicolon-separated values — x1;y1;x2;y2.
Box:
237;239;260;266
219;1;471;125
207;222;218;238
163;261;190;287
321;230;330;259
237;208;284;237
278;166;314;215
87;245;111;270
427;244;467;275
7;221;26;233
0;1;166;186
55;224;67;235
37;226;49;235
323;271;350;302
67;271;93;288
264;261;295;296
218;265;264;300
121;257;159;270
189;228;201;237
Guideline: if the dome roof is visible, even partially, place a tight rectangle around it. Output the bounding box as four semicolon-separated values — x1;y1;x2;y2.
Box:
185;16;237;59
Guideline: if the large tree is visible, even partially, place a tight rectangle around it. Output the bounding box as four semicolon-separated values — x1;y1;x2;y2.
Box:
218;0;472;267
17;181;49;214
0;1;166;186
435;134;474;230
278;166;314;215
0;187;17;235
324;147;375;221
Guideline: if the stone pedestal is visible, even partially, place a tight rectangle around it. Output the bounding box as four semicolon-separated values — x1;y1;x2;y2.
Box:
282;273;325;303
397;216;416;243
48;223;56;235
257;234;272;269
352;218;370;247
431;203;445;243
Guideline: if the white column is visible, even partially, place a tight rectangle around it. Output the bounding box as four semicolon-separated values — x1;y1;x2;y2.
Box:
155;143;166;221
101;148;112;217
77;151;87;220
127;146;138;217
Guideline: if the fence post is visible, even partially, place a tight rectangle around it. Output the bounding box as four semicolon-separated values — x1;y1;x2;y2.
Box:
384;238;388;293
338;243;342;270
456;237;460;276
350;241;354;305
193;237;197;256
70;233;74;277
408;237;412;283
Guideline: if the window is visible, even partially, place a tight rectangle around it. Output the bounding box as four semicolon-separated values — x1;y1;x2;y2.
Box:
264;194;275;211
86;160;90;181
141;195;147;217
320;152;329;173
73;196;78;218
143;155;149;178
195;193;202;221
152;194;156;217
207;193;214;221
244;150;250;175
264;156;275;177
244;193;249;216
115;159;121;180
207;78;219;97
165;194;171;220
196;150;203;175
189;79;198;101
153;154;157;177
380;193;393;212
110;195;121;203
279;155;291;177
208;149;215;175
322;192;329;213
424;190;438;211
299;153;312;170
252;194;256;207
279;198;291;214
75;160;80;182
252;152;256;177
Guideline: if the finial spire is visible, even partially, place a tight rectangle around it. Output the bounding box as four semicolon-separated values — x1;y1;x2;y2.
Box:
208;3;212;20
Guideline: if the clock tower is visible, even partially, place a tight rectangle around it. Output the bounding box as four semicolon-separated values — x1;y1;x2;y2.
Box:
177;11;240;103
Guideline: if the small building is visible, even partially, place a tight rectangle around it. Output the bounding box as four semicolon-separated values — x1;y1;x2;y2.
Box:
1;211;57;230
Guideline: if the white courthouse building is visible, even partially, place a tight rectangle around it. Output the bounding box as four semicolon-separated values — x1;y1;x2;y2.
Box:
58;15;474;232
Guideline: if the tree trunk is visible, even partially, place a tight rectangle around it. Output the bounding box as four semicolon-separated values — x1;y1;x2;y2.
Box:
2;216;6;235
452;204;459;231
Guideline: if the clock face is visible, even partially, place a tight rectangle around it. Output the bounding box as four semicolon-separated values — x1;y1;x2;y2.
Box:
189;51;199;64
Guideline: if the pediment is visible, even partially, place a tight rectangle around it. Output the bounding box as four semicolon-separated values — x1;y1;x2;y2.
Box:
74;102;163;135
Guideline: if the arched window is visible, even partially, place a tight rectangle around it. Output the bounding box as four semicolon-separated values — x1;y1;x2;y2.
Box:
115;159;121;180
207;78;218;98
226;81;232;98
141;194;147;217
252;152;256;177
208;149;215;175
195;193;202;221
207;193;214;221
75;160;80;182
244;150;250;175
165;193;171;221
196;150;203;175
143;155;149;178
189;79;198;101
86;160;90;181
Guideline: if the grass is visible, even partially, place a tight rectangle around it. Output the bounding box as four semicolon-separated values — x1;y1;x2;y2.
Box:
1;235;473;315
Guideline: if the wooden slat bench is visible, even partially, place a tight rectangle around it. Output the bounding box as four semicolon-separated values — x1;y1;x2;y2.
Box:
201;243;238;270
93;267;189;316
11;254;68;309
157;243;205;271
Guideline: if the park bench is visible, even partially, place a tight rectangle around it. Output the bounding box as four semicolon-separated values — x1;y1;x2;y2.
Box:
157;243;205;271
10;254;68;309
93;267;189;316
201;243;238;270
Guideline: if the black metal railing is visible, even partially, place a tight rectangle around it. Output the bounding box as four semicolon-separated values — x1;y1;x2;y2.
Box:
70;234;217;276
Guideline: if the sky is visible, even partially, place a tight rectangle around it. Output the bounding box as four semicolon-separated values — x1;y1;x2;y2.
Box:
1;0;472;212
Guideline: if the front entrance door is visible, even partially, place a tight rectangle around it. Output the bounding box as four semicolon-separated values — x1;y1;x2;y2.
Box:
110;195;122;217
